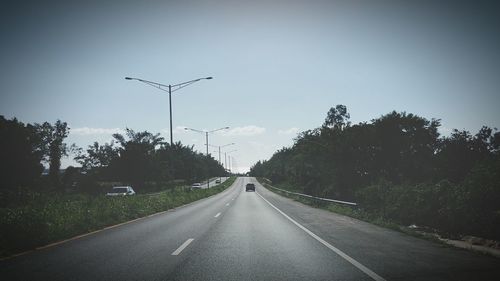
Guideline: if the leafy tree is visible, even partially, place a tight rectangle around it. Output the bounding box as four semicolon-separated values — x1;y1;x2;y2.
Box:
35;120;70;187
61;166;80;189
323;104;351;130
74;141;118;171
0;116;44;190
157;141;226;183
73;128;227;191
435;127;497;182
110;128;165;185
371;111;440;183
250;105;500;239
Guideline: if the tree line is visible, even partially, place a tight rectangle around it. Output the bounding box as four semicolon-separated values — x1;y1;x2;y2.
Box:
249;105;500;239
0;116;226;196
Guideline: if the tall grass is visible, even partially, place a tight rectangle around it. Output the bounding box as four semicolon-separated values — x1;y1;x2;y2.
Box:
0;177;236;258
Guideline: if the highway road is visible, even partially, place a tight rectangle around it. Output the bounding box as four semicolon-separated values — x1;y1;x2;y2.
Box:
1;177;499;280
199;176;228;189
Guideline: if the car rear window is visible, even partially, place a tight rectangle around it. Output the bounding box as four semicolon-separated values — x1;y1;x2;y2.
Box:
112;187;128;193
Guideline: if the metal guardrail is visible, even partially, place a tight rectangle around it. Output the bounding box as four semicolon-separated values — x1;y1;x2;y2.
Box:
263;182;357;206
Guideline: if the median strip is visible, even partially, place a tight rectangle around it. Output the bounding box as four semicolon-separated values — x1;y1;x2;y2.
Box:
171;238;194;256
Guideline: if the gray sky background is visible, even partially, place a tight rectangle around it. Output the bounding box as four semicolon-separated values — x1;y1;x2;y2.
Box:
1;0;499;172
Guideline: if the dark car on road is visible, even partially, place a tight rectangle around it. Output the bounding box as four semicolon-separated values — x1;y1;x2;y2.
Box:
245;183;255;192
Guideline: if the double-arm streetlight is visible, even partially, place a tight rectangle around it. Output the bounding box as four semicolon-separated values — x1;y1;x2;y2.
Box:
185;126;229;188
124;76;213;145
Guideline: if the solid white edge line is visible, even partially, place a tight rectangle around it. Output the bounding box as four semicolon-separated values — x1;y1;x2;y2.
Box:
214;212;221;218
256;191;386;281
171;238;194;256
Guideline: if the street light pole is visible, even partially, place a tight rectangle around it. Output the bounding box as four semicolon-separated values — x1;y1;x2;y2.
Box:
125;76;213;145
209;143;234;167
210;143;235;181
231;156;237;174
206;132;209;159
169;85;173;145
185;126;229;188
232;157;234;174
225;149;237;175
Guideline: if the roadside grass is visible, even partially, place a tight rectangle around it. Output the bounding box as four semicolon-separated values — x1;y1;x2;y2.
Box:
0;177;236;258
256;178;445;245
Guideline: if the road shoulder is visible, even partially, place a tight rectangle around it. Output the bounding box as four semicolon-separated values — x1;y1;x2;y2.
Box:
254;179;500;281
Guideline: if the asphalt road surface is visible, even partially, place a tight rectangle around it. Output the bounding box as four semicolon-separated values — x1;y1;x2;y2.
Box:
2;177;499;280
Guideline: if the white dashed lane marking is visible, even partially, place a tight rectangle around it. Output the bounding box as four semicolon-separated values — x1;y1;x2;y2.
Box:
171;238;194;256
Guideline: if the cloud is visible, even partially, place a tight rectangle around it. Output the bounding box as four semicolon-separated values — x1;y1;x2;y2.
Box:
71;127;124;136
278;127;300;135
438;126;453;136
221;125;266;136
162;126;189;135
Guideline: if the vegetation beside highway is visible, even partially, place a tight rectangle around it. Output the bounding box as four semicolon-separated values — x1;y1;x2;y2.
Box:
251;105;500;241
0;116;227;195
0;115;236;258
0;177;235;258
257;178;442;243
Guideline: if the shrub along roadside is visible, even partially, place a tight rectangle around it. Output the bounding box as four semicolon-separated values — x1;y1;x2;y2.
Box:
0;177;236;258
258;160;500;243
256;178;448;243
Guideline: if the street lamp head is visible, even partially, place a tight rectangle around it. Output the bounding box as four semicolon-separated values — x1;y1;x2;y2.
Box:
205;77;213;80
125;77;133;80
224;126;229;129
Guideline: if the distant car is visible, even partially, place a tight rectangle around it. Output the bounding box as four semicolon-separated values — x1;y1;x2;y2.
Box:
245;183;256;192
106;186;136;196
215;179;221;184
191;182;202;190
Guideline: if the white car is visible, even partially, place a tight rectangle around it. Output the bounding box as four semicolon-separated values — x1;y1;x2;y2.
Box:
106;186;136;196
191;183;202;190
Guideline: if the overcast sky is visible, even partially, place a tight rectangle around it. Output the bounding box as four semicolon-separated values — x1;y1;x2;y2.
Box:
1;0;499;172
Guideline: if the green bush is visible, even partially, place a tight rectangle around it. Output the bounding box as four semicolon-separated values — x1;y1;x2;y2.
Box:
356;160;500;240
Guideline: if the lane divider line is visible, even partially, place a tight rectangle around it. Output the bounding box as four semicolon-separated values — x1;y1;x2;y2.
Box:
214;212;221;218
0;180;241;261
256;192;386;281
171;238;194;256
